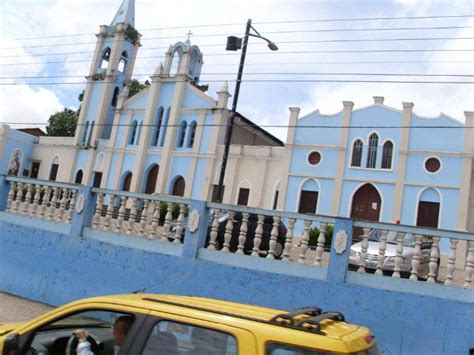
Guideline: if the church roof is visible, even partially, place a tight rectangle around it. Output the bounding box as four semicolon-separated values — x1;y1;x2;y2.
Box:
110;0;135;27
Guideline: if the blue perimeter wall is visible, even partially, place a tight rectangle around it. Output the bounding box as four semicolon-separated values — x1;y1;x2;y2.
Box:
0;219;473;355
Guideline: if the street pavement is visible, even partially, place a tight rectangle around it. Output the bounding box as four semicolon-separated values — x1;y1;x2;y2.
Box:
0;292;53;322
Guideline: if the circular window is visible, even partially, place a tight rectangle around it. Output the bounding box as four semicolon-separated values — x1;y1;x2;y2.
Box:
308;151;322;166
425;157;441;173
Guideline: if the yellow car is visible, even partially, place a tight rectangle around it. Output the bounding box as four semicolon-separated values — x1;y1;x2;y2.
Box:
0;294;380;354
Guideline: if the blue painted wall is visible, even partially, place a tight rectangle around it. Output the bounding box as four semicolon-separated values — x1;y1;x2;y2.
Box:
0;130;36;175
183;87;214;109
0;217;472;355
409;114;464;152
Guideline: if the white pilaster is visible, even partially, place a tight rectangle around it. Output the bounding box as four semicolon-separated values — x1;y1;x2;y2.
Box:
331;101;353;215
277;107;300;210
391;102;414;222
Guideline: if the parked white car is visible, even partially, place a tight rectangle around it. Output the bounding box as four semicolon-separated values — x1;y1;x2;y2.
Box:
349;230;433;278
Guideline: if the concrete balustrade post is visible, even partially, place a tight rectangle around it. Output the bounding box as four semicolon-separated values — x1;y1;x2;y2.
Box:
327;217;353;284
70;186;97;238
0;175;10;211
181;199;210;259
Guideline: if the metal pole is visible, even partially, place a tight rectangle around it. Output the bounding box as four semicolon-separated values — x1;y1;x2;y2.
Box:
215;19;252;203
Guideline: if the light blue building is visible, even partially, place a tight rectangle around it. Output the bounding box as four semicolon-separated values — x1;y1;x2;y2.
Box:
279;98;474;237
1;0;473;240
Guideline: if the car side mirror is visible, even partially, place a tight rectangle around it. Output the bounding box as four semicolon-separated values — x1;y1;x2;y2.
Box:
2;332;19;355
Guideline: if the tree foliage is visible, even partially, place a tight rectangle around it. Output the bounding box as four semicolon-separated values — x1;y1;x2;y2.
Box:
128;79;150;98
45;80;148;137
46;108;79;137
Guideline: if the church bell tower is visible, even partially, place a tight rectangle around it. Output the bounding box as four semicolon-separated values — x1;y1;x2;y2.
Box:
73;0;141;146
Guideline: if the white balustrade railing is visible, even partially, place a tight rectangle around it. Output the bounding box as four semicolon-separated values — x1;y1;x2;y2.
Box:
5;179;77;224
204;204;335;267
5;178;472;289
349;223;474;289
90;189;190;245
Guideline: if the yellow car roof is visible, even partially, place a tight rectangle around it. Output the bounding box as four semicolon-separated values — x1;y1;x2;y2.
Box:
76;294;370;341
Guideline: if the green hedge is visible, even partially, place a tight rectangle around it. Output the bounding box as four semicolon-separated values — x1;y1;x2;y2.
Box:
158;202;189;224
309;224;334;248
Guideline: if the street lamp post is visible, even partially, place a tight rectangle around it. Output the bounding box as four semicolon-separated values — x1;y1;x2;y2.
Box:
215;19;278;203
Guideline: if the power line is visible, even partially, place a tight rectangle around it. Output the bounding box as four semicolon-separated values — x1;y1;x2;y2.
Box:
10;14;474;41
1;122;470;129
3;47;474;66
120;25;474;41
2;72;474;80
1;79;472;85
3;60;472;77
3;36;474;57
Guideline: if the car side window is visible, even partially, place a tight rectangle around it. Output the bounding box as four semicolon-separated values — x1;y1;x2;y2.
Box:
21;310;135;355
140;320;237;355
266;342;333;354
266;342;379;355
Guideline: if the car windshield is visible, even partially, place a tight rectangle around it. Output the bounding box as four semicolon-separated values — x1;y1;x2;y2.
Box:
369;230;416;247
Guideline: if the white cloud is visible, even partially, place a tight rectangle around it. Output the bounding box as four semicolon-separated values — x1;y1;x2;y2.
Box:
0;37;63;127
1;0;472;137
0;86;63;127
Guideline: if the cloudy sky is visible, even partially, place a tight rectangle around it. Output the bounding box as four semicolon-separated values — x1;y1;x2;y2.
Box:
0;0;473;139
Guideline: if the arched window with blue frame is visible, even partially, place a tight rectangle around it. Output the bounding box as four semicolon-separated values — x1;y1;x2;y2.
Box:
177;121;187;148
187;121;197;148
381;141;394;169
99;47;111;72
151;107;164;146
160;108;171;147
136;122;143;145
351;139;363;167
111;87;119;107
87;121;95;146
366;133;379;169
82;121;89;145
128;120;138;145
118;51;128;73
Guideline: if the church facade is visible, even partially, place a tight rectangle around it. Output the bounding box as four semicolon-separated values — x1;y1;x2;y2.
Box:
1;0;473;236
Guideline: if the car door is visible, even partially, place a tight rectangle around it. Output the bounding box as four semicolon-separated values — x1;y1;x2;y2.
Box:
129;311;257;354
3;303;148;355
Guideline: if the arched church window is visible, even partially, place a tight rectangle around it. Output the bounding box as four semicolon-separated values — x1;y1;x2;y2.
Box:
111;87;119;107
160;108;171;147
177;121;187;148
366;133;378;169
187;121;197;148
121;172;132;192
87;121;95;146
82;121;89;145
171;176;185;196
49;157;60;181
151;107;164;146
170;51;180;76
100;47;111;71
351;139;363;167
118;51;128;73
128;120;138;145
136;122;143;145
381;141;393;169
75;170;83;184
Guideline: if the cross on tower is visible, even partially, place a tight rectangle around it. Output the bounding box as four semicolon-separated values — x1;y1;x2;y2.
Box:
185;30;193;44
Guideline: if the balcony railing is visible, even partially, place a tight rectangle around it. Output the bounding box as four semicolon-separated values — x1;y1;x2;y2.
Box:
4;176;78;224
2;175;472;289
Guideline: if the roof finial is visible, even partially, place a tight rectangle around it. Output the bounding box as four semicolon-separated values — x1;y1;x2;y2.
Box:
185;30;193;46
110;0;135;27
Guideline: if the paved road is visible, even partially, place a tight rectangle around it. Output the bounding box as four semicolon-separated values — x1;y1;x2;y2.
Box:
0;292;53;322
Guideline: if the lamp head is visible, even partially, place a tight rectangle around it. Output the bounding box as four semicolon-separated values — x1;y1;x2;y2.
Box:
267;42;278;51
226;36;242;51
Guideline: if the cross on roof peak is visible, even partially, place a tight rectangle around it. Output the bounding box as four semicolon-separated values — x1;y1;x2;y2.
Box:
185;30;193;45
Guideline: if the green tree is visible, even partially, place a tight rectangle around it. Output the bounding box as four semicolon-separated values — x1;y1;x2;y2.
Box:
128;79;150;98
46;108;78;137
